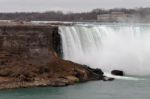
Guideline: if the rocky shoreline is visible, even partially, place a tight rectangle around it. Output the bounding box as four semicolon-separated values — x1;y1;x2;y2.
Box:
0;51;113;89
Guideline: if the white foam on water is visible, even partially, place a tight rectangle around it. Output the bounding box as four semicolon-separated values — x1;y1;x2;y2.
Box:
104;72;142;81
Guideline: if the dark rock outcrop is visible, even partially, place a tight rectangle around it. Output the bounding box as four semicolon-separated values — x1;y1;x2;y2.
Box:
52;29;63;57
92;68;104;75
111;70;124;76
81;65;104;80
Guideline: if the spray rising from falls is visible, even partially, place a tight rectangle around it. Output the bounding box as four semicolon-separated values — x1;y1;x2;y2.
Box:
59;24;150;76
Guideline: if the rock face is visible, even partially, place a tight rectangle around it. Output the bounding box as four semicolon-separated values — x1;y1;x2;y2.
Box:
0;52;105;89
0;24;107;89
0;25;63;66
111;70;124;76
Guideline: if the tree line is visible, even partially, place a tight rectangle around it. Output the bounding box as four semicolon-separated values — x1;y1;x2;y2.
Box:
0;7;150;21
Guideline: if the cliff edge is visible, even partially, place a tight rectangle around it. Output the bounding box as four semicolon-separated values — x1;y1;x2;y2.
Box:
0;24;106;89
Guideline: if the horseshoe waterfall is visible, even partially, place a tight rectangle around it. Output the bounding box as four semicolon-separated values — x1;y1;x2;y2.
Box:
59;24;150;76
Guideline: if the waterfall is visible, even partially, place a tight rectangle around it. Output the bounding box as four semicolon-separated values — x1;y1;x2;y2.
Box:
59;24;150;76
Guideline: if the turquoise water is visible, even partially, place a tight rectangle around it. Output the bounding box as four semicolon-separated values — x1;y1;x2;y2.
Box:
0;78;150;99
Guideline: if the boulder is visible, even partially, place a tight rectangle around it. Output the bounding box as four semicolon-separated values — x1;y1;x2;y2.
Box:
111;70;124;76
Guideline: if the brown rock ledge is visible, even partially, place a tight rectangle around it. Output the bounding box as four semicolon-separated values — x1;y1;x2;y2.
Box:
0;51;106;89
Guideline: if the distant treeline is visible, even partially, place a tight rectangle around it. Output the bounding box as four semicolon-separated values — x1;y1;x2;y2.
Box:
0;7;150;21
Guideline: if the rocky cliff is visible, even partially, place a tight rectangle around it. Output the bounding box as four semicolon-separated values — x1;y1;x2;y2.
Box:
0;24;106;89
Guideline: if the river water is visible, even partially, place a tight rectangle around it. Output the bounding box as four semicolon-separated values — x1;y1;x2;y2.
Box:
0;77;150;99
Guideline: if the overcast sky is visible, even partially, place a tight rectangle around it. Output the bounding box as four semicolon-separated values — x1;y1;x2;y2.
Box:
0;0;150;12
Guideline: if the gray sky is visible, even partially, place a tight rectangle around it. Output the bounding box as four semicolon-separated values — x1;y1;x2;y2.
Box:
0;0;150;12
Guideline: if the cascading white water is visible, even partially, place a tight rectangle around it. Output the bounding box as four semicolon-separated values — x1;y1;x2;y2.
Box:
59;24;150;76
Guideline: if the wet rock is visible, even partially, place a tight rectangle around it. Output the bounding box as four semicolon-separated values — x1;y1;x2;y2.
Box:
52;29;62;57
92;68;104;75
82;65;103;75
81;65;104;80
111;70;124;76
102;76;114;81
